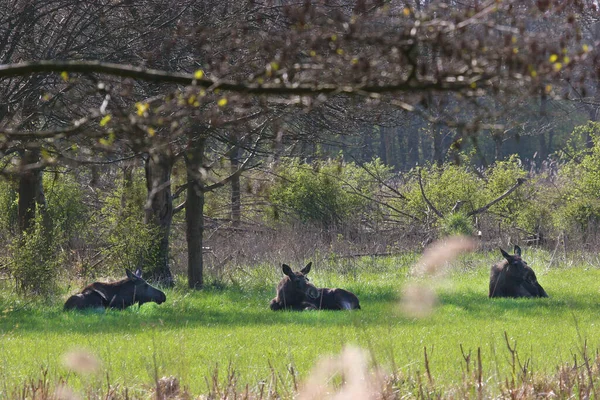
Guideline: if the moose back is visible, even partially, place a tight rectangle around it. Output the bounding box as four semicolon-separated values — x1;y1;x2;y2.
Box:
64;269;166;310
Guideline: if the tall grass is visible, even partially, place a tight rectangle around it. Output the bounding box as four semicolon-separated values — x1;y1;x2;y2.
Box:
1;249;600;398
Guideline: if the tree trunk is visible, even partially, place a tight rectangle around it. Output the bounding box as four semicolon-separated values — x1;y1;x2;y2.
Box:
18;149;46;233
229;143;241;227
360;125;375;161
185;138;207;289
378;126;394;166
493;135;502;161
538;88;550;164
405;128;419;169
121;164;134;210
394;126;405;170
144;150;174;284
433;124;444;167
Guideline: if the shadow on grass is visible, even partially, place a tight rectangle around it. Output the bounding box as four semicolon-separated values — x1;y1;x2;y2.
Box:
438;289;600;318
0;285;402;334
1;285;596;334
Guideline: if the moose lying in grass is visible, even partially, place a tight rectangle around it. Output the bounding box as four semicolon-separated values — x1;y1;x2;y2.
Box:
269;262;361;311
489;245;548;298
64;268;166;311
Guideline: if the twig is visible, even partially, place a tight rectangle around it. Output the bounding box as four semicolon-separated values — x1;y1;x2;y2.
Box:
418;167;443;218
467;178;526;217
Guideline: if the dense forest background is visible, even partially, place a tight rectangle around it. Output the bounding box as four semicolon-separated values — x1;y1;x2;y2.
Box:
0;0;599;295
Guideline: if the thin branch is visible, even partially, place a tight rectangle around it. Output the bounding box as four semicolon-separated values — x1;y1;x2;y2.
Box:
203;162;261;193
173;200;186;215
321;165;421;222
0;115;95;139
0;60;492;96
351;155;407;200
467;178;526;217
417;167;444;218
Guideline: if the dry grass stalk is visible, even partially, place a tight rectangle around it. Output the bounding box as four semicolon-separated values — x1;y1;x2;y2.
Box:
53;383;81;400
401;236;476;318
412;236;477;278
298;346;388;400
400;283;438;318
62;349;101;374
154;376;184;400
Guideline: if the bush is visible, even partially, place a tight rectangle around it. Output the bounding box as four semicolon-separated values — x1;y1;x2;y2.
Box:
397;158;548;240
553;123;600;239
0;179;18;240
8;214;64;296
401;164;483;223
43;172;89;246
439;212;474;237
482;156;553;238
90;169;158;274
268;157;390;230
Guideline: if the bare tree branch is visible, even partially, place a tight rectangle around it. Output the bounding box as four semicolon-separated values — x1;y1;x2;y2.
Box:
0;60;493;96
418;167;444;218
467;178;527;217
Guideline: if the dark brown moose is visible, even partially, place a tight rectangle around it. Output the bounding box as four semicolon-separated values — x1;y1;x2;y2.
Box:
489;246;548;298
269;262;361;311
64;269;166;310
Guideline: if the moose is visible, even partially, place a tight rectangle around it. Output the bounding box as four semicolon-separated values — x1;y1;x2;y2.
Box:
269;262;361;311
64;268;167;311
489;245;548;298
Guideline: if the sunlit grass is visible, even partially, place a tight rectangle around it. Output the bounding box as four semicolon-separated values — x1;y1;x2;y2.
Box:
0;249;599;397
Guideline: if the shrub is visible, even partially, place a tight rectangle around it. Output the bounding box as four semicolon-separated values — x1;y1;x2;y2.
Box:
402;164;483;222
8;214;64;296
439;212;474;237
397;158;547;240
43;172;89;246
0;179;18;240
553;123;600;239
268;158;390;230
482;156;552;238
90;169;158;275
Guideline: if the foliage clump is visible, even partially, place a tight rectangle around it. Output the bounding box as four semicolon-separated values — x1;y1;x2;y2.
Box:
269;157;391;231
553;122;600;241
91;169;158;275
8;215;64;296
3;173;89;296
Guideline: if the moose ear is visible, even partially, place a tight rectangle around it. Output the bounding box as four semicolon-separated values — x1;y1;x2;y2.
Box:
134;268;143;278
282;264;293;277
300;262;312;275
500;248;511;260
513;245;522;257
125;269;140;280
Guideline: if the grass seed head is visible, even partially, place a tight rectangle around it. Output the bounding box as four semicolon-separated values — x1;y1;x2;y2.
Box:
413;235;477;277
400;283;438;318
299;346;387;400
62;349;101;374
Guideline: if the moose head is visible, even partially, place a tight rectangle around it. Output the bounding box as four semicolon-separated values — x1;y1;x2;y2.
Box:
124;268;167;306
281;262;320;301
489;245;548;298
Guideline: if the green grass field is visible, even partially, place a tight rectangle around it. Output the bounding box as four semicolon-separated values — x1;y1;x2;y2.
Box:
1;249;600;398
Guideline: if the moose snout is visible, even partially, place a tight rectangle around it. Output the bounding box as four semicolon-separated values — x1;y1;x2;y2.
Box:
306;286;319;300
155;291;167;304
